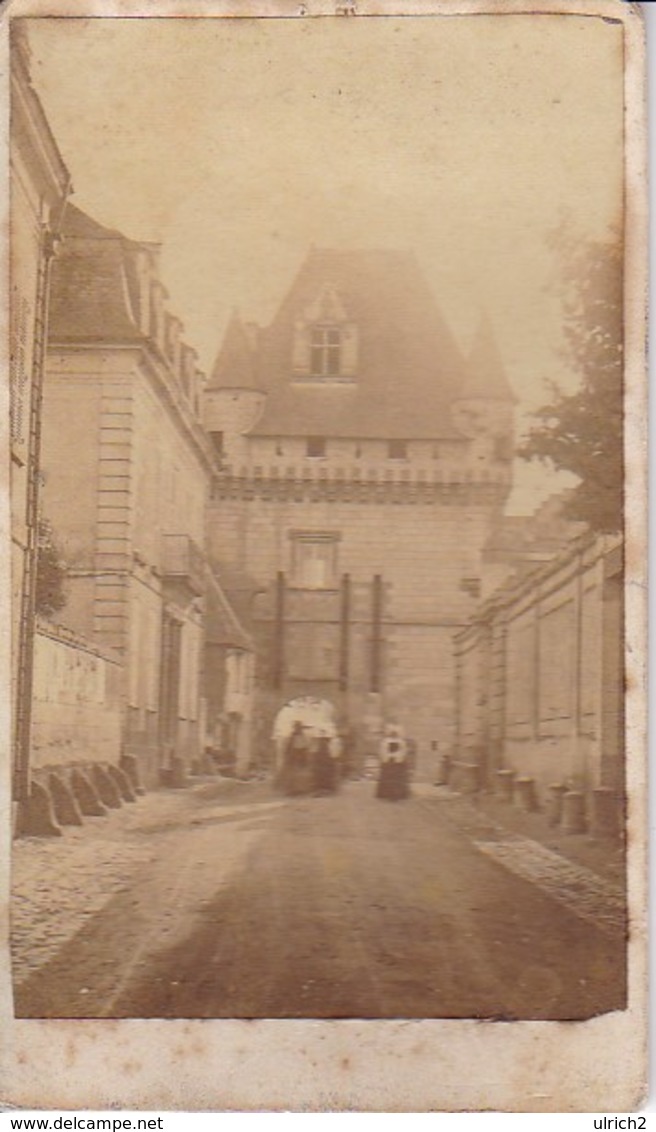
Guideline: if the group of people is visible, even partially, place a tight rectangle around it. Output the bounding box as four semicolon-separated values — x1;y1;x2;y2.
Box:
277;719;412;802
279;722;343;796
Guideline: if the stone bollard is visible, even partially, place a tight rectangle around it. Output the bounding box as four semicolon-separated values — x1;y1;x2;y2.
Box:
591;787;624;840
71;769;108;817
168;757;188;788
496;768;515;803
91;765;122;809
561;790;587;835
16;781;62;838
48;773;84;826
514;776;539;813
107;764;137;803
120;754;145;795
434;755;452;787
546;783;568;828
447;761;460;791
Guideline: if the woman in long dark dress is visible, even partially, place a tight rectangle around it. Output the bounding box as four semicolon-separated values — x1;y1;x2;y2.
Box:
283;721;312;795
376;726;409;801
312;730;338;794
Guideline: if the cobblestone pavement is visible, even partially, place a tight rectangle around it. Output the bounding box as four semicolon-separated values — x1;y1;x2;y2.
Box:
14;779;625;1020
11;778;251;988
413;784;626;939
12;777;627;1020
472;840;626;938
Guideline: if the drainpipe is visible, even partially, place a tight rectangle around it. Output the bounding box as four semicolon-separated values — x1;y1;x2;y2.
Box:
13;189;71;835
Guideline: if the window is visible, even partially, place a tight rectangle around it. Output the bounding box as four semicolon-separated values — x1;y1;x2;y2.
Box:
388;439;408;460
310;326;341;376
291;533;339;589
306;436;326;458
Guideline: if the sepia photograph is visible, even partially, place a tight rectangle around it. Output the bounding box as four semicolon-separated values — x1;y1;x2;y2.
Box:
3;0;647;1112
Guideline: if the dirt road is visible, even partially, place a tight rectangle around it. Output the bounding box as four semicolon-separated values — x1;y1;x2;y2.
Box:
13;778;625;1020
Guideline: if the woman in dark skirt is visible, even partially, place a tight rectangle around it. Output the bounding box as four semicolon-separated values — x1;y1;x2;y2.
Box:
376;725;410;801
283;721;313;796
312;730;339;794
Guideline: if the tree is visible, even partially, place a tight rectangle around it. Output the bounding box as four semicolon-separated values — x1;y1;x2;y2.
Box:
35;517;68;619
519;232;623;534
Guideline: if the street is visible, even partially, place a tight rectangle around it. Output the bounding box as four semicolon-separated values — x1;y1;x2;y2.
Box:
12;778;626;1021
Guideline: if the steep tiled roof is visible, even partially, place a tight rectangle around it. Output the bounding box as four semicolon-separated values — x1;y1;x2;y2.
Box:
250;248;469;439
49;204;144;343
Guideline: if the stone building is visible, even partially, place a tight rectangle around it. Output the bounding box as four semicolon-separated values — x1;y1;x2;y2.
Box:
10;25;72;818
205;249;516;776
40;205;252;787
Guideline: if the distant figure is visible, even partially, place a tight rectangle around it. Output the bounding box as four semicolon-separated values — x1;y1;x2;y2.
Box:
376;724;410;801
283;721;312;795
313;729;339;794
330;732;343;780
338;727;353;779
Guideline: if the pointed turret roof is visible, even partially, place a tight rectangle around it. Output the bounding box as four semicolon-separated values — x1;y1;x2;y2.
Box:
461;313;517;402
208;310;259;391
251;248;469;439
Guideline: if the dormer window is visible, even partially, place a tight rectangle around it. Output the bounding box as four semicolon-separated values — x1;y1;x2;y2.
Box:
310;327;341;377
306;436;326;458
292;286;358;381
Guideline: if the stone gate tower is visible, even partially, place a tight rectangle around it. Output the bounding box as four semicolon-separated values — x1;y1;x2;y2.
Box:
205;249;515;777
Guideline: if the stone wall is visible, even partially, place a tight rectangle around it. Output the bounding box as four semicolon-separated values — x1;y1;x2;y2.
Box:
454;534;624;826
31;621;123;769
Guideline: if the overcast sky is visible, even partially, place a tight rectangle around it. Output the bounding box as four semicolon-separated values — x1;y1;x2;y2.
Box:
26;13;624;513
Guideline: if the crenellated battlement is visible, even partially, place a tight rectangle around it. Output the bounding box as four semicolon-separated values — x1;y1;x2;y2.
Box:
212;460;512;504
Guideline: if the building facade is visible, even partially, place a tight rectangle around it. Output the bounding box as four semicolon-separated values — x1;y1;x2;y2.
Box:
40;205;248;787
10;26;72;814
205;250;516;777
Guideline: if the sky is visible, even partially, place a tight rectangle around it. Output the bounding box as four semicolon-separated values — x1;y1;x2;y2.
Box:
25;13;624;513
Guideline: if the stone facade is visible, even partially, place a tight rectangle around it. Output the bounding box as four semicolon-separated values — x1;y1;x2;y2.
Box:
10;26;71;805
206;250;515;778
31;621;122;771
454;534;624;832
40;206;244;787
